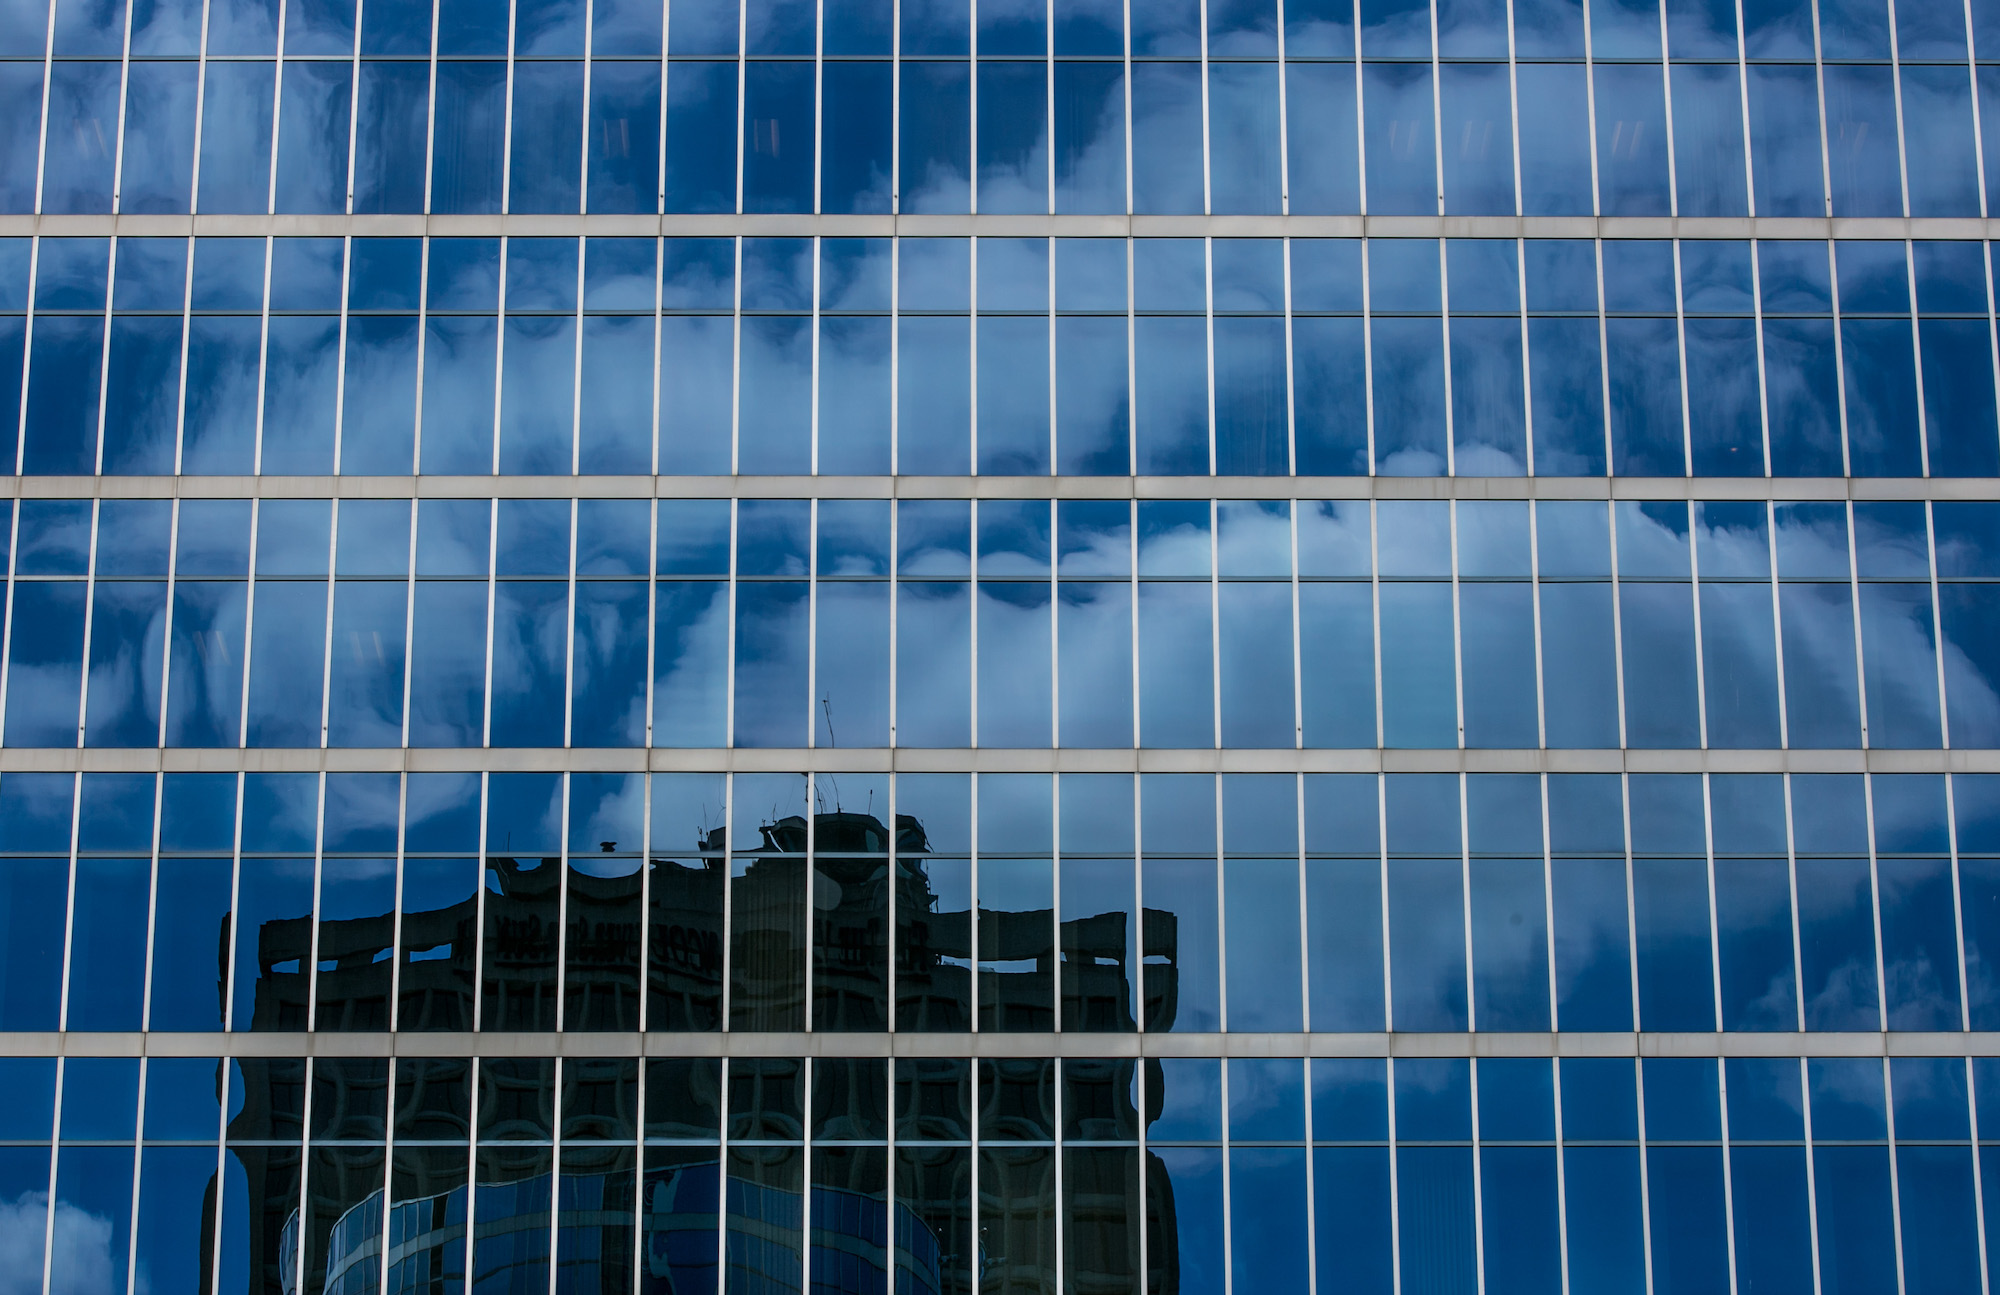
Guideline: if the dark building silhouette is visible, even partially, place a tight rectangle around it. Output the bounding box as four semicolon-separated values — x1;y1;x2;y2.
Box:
219;808;1179;1295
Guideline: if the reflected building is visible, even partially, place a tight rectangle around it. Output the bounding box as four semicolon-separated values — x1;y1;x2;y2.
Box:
222;808;1177;1295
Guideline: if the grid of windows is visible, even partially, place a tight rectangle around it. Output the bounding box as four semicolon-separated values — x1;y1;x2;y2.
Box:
5;0;2000;217
6;234;2000;478
6;766;2000;1034
7;494;2000;751
2;1052;1999;1295
5;0;2000;1290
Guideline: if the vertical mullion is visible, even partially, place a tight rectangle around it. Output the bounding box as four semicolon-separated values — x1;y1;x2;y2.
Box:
1197;0;1210;214
1127;498;1137;747
1715;1054;1741;1295
252;235;275;475
492;248;509;477
810;236;822;475
1946;743;1975;1036
969;770;980;1030
890;491;900;748
1927;501;1953;751
482;496;498;747
1781;773;1806;1040
579;0;594;213
1219;1041;1234;1295
1427;0;1442;221
1121;0;1131;214
305;769;326;1030
1734;0;1754;212
1361;235;1375;475
1376;771;1391;1033
501;0;518;212
637;748;654;1038
650;235;664;473
156;498;183;750
970;238;980;474
1863;767;1889;1035
1469;1042;1487;1295
1882;1051;1910;1295
409;235;431;472
1807;0;1832;217
1799;1054;1826;1295
1968;1051;1994;1295
1045;0;1054;212
969;498;980;746
345;0;363;214
555;773;573;1029
1657;0;1678;218
138;766;163;1030
1213;770;1227;1035
332;237;353;473
735;0;746;213
1580;0;1600;215
1274;0;1288;213
387;772;408;1034
1369;499;1383;750
1045;235;1056;474
91;239;116;476
39;1057;61;1295
30;0;53;217
656;0;668;213
1385;1051;1403;1295
731;235;743;474
1290;497;1303;750
269;0;290;215
814;0;824;212
171;229;197;474
1449;500;1464;752
54;767;81;1032
11;237;32;477
222;770;245;1033
809;500;820;751
571;240;586;476
1529;498;1547;751
424;0;440;212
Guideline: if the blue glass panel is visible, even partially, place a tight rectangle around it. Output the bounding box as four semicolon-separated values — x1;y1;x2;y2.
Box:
1363;63;1436;215
1314;1148;1392;1293
1397;1146;1476;1294
1815;1145;1898;1295
1483;1146;1560;1295
1747;65;1824;217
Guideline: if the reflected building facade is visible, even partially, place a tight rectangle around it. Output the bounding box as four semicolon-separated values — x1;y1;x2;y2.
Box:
203;806;1176;1295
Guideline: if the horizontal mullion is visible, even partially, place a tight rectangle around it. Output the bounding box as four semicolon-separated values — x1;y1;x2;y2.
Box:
4;474;1994;501
3;1029;1988;1058
2;747;1996;773
6;213;1999;241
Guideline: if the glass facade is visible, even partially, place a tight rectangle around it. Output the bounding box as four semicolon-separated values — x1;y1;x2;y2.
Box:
5;0;2000;1290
